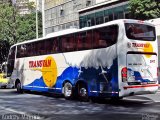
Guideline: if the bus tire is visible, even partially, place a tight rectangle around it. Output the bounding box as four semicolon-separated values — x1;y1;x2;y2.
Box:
77;83;89;102
16;81;23;93
64;82;73;99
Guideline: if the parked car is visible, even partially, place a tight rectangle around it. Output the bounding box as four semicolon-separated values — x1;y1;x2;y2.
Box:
0;73;8;88
0;62;9;88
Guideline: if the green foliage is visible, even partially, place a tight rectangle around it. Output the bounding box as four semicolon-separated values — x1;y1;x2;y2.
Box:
0;3;42;63
17;12;42;42
0;3;18;45
128;0;160;20
0;3;18;62
27;2;36;12
0;40;10;63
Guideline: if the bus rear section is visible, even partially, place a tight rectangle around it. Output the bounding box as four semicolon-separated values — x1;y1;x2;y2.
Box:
120;21;159;97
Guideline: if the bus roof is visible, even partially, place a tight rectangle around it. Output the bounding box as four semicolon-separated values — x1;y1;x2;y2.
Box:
11;19;155;48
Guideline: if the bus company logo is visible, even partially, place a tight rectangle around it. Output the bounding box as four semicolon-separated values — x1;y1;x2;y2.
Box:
29;60;51;68
129;42;153;58
29;56;58;88
131;43;150;48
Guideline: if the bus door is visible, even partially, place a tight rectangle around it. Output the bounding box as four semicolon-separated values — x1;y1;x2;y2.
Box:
127;52;157;84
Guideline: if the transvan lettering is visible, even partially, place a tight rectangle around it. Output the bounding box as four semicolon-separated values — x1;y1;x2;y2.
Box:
29;60;51;68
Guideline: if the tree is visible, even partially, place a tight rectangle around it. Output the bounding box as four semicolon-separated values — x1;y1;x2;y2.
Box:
0;3;19;62
0;3;19;45
128;0;160;20
0;40;10;63
0;3;42;63
27;1;36;12
17;11;42;42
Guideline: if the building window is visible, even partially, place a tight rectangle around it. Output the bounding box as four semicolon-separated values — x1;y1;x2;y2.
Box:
114;6;124;19
86;0;91;6
95;11;104;25
80;16;87;28
108;9;114;21
87;13;95;27
87;20;91;27
60;9;64;16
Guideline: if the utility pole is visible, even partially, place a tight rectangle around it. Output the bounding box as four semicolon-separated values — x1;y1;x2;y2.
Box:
36;0;38;39
42;0;45;37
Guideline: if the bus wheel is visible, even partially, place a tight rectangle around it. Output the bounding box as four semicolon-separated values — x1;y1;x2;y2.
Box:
77;83;89;102
16;82;23;93
64;82;72;99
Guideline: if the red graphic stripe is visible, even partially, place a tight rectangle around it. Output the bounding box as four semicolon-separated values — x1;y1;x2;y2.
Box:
124;84;159;90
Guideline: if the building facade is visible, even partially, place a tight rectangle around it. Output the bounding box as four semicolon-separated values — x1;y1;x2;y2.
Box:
15;0;30;15
44;0;96;35
44;0;130;35
12;0;39;15
79;0;129;28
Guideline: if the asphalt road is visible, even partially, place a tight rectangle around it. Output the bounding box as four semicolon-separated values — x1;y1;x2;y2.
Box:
0;89;160;120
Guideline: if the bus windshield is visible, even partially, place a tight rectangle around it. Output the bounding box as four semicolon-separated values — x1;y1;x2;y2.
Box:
125;23;156;41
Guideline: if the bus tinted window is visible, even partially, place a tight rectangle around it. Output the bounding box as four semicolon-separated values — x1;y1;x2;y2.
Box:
36;41;45;55
125;23;156;41
76;32;86;50
7;46;16;77
45;39;53;54
26;43;33;56
93;25;118;48
16;25;118;57
61;34;76;52
86;30;92;49
17;45;27;58
51;38;60;53
8;47;16;59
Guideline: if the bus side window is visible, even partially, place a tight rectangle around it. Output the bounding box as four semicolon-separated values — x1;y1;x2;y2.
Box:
26;43;34;57
21;45;27;57
37;41;45;55
69;34;76;51
109;25;118;45
75;33;82;50
61;36;68;52
93;25;118;49
52;38;59;53
7;46;16;77
61;34;75;52
93;30;101;48
17;45;27;58
8;47;16;59
45;39;52;54
76;32;86;50
86;30;92;49
26;44;30;57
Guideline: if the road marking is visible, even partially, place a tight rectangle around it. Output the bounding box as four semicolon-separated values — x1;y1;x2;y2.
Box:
0;106;26;114
0;106;42;119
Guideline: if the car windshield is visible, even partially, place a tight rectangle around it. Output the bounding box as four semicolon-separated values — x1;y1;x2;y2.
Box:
125;23;156;41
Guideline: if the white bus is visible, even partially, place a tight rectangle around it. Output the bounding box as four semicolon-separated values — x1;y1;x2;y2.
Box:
7;19;158;101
